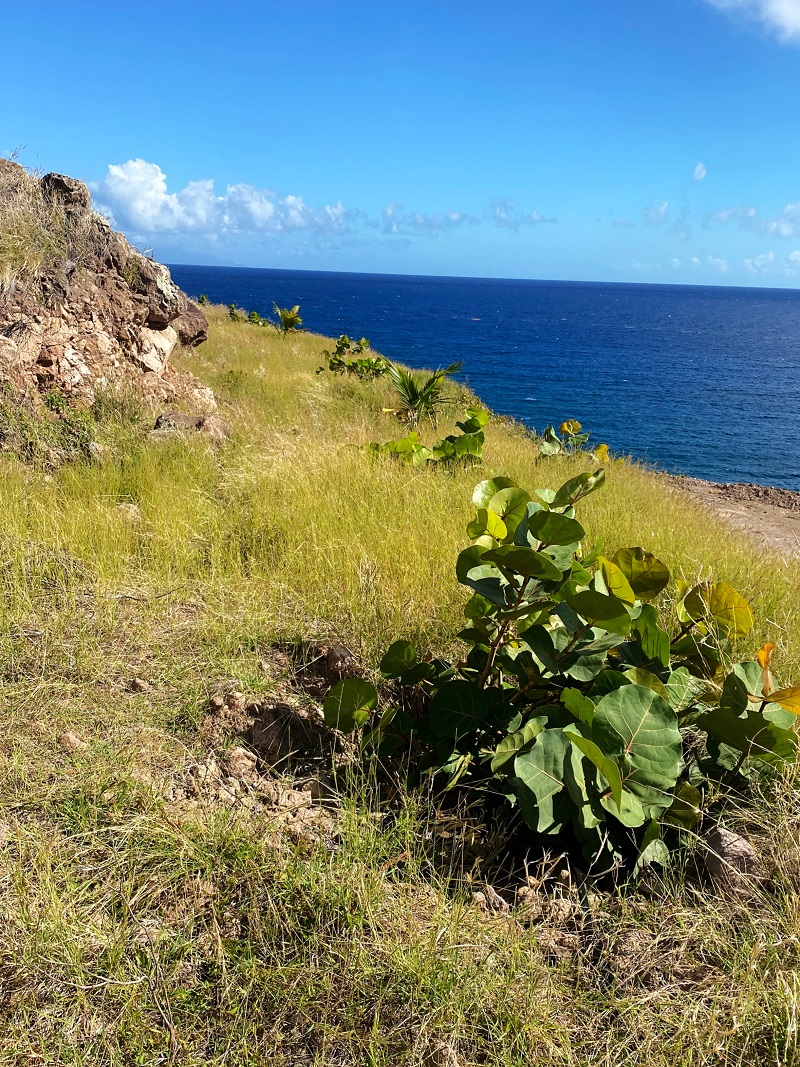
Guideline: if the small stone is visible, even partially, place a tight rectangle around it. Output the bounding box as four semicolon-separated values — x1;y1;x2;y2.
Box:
226;745;258;780
116;503;142;523
326;643;356;679
128;677;151;693
59;732;88;752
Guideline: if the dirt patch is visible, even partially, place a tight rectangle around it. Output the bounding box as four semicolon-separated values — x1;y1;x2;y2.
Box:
665;476;800;557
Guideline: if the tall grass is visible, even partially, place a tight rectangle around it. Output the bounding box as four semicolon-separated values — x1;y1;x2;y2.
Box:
0;304;798;1064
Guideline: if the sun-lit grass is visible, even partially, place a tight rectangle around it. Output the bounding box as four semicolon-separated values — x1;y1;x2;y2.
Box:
0;303;799;1064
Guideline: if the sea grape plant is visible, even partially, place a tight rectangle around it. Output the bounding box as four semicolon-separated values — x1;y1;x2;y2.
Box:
318;335;389;380
324;470;800;873
540;419;609;462
363;409;489;467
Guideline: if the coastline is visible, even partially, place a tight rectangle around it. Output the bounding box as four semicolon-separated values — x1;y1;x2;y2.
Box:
664;474;800;557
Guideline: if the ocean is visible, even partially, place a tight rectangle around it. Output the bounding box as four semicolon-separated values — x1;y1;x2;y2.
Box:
168;265;800;490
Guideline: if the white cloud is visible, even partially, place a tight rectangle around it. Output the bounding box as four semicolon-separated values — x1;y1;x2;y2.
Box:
487;198;555;230
381;202;479;235
703;0;800;40
641;200;670;225
670;254;731;272
693;162;708;181
92;159;348;237
743;251;775;273
707;201;800;237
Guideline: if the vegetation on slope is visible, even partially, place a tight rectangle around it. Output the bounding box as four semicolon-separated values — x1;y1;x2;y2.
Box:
0;305;799;1065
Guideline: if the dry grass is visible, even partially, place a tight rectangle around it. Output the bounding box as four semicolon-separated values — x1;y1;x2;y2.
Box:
0;304;798;1064
0;160;99;296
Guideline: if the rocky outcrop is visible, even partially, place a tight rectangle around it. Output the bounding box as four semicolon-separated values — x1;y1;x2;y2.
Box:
0;159;213;409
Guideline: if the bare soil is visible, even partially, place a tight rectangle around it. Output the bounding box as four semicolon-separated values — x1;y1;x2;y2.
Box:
666;475;800;557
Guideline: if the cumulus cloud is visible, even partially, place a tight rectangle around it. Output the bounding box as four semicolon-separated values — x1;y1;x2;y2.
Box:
743;251;775;273
693;162;708;181
487;198;555;231
92;159;348;237
702;0;800;40
380;202;479;236
641;200;670;225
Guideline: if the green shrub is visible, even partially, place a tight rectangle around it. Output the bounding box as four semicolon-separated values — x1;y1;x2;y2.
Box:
539;419;609;461
272;303;303;338
325;470;799;875
318;335;388;379
364;409;488;467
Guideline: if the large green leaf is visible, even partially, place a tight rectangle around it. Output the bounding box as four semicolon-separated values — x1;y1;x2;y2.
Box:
623;668;669;700
662;780;702;829
561;687;595;724
467;507;508;542
598;557;636;606
632;604;670;667
380;640;416;678
472;477;517;508
514;729;569;832
566;589;632;637
427;680;491;739
527;510;585;548
611;547;670;600
551;470;605;509
564;725;623;809
486;487;532;535
481;545;563;582
323;679;378;733
684;582;754;637
697;704;798;764
491;717;546;772
592;684;683;814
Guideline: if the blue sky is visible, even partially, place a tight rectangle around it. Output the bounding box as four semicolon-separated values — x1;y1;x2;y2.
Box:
4;0;800;285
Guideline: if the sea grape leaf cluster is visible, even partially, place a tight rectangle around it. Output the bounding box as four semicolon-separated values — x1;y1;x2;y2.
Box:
539;419;609;463
363;409;489;467
324;470;799;873
319;335;389;379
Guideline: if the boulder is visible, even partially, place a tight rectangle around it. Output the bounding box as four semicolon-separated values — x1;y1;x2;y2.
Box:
172;303;209;347
40;172;91;211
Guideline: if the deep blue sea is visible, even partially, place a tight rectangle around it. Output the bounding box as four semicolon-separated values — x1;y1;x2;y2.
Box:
168;265;800;490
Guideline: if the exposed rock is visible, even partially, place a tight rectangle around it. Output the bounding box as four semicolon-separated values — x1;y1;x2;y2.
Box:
0;163;210;408
705;826;766;885
172;304;209;347
40;172;91;211
116;503;143;523
128;676;151;692
153;411;231;442
58;731;88;752
326;643;357;679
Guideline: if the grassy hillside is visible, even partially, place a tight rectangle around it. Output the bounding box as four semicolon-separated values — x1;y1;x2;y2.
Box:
1;305;799;1065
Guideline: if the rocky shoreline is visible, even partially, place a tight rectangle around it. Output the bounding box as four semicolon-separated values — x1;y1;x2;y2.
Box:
666;474;800;556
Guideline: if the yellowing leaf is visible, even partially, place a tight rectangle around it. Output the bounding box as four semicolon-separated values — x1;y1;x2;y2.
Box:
757;642;775;668
757;642;776;697
594;443;610;463
560;419;582;435
769;685;800;716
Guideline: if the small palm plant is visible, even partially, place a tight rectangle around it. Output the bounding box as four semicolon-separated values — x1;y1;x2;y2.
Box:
385;360;462;428
272;303;303;339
